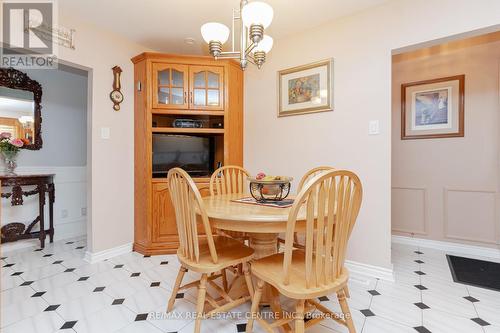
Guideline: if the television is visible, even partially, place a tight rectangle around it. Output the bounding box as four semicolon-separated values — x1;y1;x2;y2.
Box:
152;134;215;178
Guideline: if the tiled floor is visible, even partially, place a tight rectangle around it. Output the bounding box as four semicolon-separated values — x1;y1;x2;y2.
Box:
1;237;500;333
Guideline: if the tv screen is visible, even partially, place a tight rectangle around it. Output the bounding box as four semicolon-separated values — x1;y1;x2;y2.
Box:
152;134;215;178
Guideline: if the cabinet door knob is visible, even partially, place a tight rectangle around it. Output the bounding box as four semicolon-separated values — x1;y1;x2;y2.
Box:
184;91;187;103
190;91;193;104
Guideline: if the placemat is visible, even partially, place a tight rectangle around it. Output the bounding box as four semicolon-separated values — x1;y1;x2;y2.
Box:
231;197;294;208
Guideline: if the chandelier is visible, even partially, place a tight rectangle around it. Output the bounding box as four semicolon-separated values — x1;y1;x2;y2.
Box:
200;0;274;70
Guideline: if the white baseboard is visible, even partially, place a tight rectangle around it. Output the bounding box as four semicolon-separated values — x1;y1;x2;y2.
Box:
84;242;133;264
345;260;395;282
392;235;500;260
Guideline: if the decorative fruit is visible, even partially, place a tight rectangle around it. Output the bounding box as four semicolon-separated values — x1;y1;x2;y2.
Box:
256;172;266;180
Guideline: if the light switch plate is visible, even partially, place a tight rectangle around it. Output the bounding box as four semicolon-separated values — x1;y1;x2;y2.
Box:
369;120;380;135
101;127;110;139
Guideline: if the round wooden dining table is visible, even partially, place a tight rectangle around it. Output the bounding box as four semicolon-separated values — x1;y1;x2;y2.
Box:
202;193;307;259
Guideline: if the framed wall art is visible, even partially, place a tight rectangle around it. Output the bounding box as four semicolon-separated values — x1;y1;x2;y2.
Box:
278;59;333;117
401;75;464;140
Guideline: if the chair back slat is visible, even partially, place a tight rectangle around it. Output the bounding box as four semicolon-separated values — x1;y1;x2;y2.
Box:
297;166;335;191
210;165;251;196
168;168;218;264
283;170;362;288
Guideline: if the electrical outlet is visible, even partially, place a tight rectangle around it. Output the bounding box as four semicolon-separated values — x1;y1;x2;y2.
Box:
81;207;87;216
61;209;68;219
368;120;380;135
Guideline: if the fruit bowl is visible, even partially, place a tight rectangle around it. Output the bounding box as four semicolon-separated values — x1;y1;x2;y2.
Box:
248;176;293;202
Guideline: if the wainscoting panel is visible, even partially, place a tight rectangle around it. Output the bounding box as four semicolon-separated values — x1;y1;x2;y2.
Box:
391;187;427;235
444;188;498;244
1;166;87;241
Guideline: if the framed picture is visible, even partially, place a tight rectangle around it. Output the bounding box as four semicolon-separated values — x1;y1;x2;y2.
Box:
401;75;464;140
278;59;333;117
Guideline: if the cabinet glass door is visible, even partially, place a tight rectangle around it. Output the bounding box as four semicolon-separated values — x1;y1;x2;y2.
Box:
189;66;224;110
153;63;188;109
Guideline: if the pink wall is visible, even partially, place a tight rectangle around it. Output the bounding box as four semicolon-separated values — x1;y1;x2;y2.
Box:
392;38;500;247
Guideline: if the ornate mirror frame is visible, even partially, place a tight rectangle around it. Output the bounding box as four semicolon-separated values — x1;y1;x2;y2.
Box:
0;67;43;150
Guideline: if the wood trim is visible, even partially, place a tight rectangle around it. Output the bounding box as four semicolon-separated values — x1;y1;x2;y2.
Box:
401;75;465;140
152;127;224;134
151;63;189;109
151;109;225;116
188;65;224;111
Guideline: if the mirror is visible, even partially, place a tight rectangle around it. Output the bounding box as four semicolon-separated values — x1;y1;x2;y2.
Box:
0;87;35;144
0;68;43;150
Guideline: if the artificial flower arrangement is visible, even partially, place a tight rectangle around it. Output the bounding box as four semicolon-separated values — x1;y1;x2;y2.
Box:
0;132;28;175
0;132;26;152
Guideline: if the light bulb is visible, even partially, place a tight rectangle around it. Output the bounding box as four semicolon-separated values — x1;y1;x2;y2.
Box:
200;22;230;44
253;35;273;53
242;1;273;28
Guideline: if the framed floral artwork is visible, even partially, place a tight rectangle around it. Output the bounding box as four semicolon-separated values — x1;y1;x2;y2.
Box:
401;75;465;140
278;59;333;117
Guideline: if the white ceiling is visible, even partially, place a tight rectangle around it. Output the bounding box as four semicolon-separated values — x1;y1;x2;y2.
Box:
60;0;390;54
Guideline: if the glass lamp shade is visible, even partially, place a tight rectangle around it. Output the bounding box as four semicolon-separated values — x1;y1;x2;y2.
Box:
242;1;273;28
201;22;230;44
253;35;273;53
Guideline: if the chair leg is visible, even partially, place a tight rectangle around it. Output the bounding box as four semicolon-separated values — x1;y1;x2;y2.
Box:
221;268;229;292
246;279;264;333
167;266;187;312
194;274;208;333
243;263;254;297
295;299;305;333
338;289;356;333
344;285;351;298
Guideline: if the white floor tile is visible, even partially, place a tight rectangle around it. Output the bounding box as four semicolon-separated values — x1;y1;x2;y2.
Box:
73;305;136;333
422;308;484;333
362;316;416;333
0;310;64;333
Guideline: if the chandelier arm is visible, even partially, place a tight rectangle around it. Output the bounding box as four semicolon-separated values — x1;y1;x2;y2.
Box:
245;42;257;56
216;52;240;59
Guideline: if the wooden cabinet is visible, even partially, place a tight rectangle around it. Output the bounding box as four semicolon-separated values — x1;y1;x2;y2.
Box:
152;63;189;109
189;66;224;110
152;63;224;111
132;53;243;255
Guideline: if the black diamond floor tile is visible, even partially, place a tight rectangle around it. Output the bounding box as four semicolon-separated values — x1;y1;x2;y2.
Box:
64;268;76;272
32;291;46;297
130;272;140;277
135;313;148;321
53;260;64;264
78;276;90;281
415;251;424;254
75;246;84;249
34;249;43;252
318;296;329;301
414;302;430;309
143;255;151;258
463;296;479;303
112;298;125;305
44;304;61;311
150;282;161;287
0;256;6;259
11;271;23;276
3;263;15;267
60;321;77;329
414;271;426;275
360;309;375;317
20;281;34;286
368;290;381;296
160;261;169;265
43;254;53;257
114;264;124;269
176;293;184;299
471;318;490;326
66;241;74;244
236;323;247;332
93;287;105;292
414;285;428;290
414;326;431;333
415;260;425;264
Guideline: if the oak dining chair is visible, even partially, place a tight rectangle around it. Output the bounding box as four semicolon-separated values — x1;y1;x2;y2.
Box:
278;166;335;250
247;169;363;333
209;165;251;242
166;168;255;333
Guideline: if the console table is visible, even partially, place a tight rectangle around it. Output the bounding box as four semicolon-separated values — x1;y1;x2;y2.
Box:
0;174;55;248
